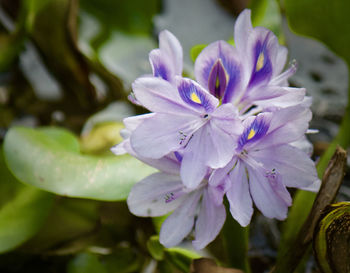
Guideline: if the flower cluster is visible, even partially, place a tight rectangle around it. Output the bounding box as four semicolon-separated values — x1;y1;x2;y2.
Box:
112;10;319;250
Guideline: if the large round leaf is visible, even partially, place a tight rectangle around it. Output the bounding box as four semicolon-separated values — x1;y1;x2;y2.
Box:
0;148;53;253
3;127;155;201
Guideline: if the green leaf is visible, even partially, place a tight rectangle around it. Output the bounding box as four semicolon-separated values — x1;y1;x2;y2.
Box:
0;148;53;253
0;33;24;72
24;0;54;32
40;127;80;152
285;0;350;64
146;235;201;272
249;0;282;38
165;247;201;273
80;0;160;41
22;198;99;253
284;0;350;179
103;247;143;273
67;253;108;273
3;127;155;201
190;44;207;63
80;122;124;154
147;235;165;261
221;200;250;273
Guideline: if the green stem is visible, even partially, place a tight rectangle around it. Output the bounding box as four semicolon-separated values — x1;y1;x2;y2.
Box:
222;199;251;273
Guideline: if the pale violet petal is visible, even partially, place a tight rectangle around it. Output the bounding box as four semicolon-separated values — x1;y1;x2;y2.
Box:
227;160;253;227
209;157;237;187
131;113;202;159
127;172;184;217
192;189;226;250
247;165;291;220
180;129;209;189
132;77;196;115
149;49;173;81
251;105;312;150
250;144;319;190
159;30;183;76
234;9;253;55
159;190;202;247
273;45;288;77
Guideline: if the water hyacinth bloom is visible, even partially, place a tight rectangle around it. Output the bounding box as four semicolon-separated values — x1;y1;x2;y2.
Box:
128;170;226;250
210;105;320;226
128;76;243;189
113;130;226;250
112;7;320;249
195;9;304;112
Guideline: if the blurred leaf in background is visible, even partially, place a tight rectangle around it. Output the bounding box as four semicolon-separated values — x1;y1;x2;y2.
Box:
0;148;53;254
276;0;350;271
3;126;155;201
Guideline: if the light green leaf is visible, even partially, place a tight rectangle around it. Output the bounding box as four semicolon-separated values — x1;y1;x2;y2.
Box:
0;148;53;253
285;0;350;64
146;235;201;272
147;235;165;261
190;44;207;63
166;247;201;273
67;253;108;273
3;127;155;201
24;0;53;32
103;247;143;273
22;198;99;253
250;0;282;38
80;122;124;154
221;201;251;273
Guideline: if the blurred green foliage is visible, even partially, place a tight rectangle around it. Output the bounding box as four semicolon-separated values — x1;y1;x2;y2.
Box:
0;0;349;272
0;149;53;253
3;126;155;201
276;0;350;271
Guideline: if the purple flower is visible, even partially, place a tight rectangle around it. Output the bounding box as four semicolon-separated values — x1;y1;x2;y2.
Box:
209;105;320;226
112;13;320;241
113;131;226;250
127;171;226;250
194;9;304;112
127;76;243;189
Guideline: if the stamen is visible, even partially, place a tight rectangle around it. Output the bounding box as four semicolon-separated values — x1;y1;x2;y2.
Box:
179;131;188;145
265;168;279;185
164;192;175;203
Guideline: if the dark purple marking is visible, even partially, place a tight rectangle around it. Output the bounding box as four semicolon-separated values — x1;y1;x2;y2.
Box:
208;59;227;99
248;35;273;88
154;63;170;81
174;151;183;162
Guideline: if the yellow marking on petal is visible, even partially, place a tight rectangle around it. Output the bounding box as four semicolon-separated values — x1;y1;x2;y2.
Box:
256;52;265;71
247;129;256;140
191;92;202;104
215;76;220;88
